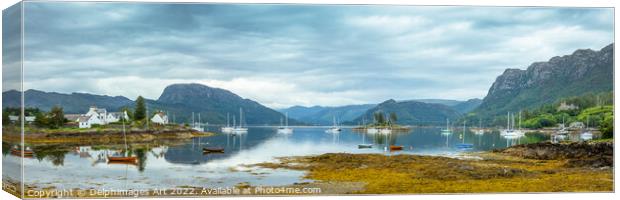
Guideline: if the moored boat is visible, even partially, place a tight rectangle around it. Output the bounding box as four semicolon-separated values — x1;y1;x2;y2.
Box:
10;146;34;157
380;128;392;134
277;113;293;134
366;127;378;134
389;145;403;151
203;147;225;153
107;116;137;165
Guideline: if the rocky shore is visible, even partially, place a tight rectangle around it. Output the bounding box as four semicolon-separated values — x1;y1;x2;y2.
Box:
494;141;613;168
251;141;614;194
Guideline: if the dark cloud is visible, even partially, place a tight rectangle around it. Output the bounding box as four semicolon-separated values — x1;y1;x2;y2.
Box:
14;2;614;108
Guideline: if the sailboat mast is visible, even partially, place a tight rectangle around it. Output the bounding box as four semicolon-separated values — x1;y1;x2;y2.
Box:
122;116;128;152
507;112;510;130
518;111;521;130
462;121;466;143
285;112;289;127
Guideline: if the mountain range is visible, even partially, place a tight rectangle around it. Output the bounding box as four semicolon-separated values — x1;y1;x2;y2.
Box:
474;43;614;121
281;98;481;125
279;104;376;125
3;84;293;125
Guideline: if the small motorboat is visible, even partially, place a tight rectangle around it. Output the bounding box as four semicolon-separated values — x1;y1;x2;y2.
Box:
203;147;225;153
389;145;403;151
108;156;138;164
10;147;34;157
358;144;373;149
456;143;474;149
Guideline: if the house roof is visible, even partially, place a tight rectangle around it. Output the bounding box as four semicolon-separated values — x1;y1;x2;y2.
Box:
108;112;125;117
64;114;82;121
78;115;92;122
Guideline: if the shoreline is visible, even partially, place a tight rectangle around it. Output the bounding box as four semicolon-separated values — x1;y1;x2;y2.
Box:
2;127;215;145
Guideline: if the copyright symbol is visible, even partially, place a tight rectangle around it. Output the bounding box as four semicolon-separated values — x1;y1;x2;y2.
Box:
78;190;86;196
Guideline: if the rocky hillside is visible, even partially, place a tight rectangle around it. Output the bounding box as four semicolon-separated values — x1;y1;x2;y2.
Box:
475;43;613;118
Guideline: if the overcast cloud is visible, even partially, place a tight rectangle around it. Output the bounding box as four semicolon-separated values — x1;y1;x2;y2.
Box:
11;2;614;108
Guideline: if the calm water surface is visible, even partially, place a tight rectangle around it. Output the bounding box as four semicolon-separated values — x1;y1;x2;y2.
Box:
3;126;593;190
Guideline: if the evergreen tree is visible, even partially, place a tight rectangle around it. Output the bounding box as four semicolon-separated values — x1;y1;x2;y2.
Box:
389;112;398;125
134;96;146;121
49;106;66;129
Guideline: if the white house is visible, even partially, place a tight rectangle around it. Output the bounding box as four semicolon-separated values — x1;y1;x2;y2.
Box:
24;116;36;123
106;111;128;123
8;115;36;123
557;102;579;111
569;122;585;129
77;115;96;128
151;112;169;125
8;115;18;122
85;106;107;125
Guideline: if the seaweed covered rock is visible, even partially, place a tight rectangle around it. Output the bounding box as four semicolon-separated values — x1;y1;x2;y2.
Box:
494;141;613;167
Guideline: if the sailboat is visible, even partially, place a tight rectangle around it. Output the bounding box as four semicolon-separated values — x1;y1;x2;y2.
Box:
441;118;452;135
366;115;378;134
222;113;234;133
325;116;341;133
108;117;137;164
580;115;593;140
277;112;293;134
475;118;484;135
500;112;523;136
233;108;248;133
379;127;392;134
191;112;204;132
557;116;568;135
456;121;473;149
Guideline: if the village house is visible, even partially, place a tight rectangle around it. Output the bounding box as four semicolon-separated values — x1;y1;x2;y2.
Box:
106;112;129;123
66;106;128;128
151;111;169;125
8;115;36;124
569;121;585;129
557;102;579;111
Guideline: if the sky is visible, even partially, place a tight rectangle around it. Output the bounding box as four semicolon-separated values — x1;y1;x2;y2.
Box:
3;2;614;109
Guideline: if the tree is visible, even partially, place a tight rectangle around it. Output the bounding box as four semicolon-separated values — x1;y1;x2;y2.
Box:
374;112;385;125
600;115;613;139
49;106;66;129
2;110;9;125
134;96;146;121
34;112;49;128
389;112;398;125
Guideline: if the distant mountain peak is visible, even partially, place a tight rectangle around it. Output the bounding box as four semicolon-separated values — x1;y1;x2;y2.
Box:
157;83;240;104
